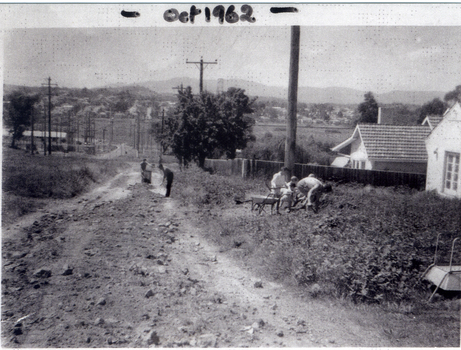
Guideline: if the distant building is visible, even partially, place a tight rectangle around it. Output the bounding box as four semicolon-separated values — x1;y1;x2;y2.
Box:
425;102;461;198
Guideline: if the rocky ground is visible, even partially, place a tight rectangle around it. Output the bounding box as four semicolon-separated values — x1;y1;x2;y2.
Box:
2;164;399;347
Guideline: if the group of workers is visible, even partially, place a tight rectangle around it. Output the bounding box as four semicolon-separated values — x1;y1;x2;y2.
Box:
271;166;332;214
139;160;330;210
140;159;174;198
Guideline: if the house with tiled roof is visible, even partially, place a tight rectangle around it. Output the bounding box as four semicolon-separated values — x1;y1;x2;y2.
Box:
331;123;431;173
425;102;461;198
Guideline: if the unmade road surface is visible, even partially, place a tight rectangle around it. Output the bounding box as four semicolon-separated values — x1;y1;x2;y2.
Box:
2;163;393;347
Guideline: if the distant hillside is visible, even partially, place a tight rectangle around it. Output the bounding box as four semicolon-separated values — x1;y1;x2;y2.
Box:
136;78;445;105
4;80;446;106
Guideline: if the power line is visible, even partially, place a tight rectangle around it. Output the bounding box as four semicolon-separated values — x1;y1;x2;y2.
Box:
186;57;218;93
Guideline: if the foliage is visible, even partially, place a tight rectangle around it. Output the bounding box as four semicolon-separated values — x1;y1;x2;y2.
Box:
242;134;334;165
417;98;447;124
114;90;135;113
444;85;461;104
2;147;128;200
175;167;461;305
174;164;261;208
164;87;255;168
380;103;420;125
357;92;379;124
4;91;40;148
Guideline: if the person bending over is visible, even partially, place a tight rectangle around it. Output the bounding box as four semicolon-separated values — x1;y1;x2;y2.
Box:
296;175;332;213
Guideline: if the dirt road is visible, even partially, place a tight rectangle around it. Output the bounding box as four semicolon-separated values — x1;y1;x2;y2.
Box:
2;163;394;347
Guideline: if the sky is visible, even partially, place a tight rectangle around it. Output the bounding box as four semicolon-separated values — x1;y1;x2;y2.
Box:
3;25;461;94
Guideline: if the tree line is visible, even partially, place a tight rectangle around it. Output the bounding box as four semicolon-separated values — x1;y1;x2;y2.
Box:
357;85;461;125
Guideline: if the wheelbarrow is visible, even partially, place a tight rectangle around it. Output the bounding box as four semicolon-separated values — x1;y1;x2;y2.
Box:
420;234;461;302
250;181;286;215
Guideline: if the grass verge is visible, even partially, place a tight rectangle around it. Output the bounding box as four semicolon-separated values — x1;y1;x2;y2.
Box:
2;147;129;224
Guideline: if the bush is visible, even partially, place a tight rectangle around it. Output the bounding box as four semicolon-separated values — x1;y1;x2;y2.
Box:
242;134;334;165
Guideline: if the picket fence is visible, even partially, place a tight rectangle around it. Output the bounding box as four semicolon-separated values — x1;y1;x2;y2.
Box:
204;158;427;190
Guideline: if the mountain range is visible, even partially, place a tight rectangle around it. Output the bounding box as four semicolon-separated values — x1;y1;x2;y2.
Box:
137;77;445;106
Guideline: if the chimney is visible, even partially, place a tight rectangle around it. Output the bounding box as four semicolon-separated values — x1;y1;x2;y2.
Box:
377;107;382;124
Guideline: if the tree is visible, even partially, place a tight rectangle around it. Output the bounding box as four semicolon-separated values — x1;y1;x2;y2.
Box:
114;90;134;113
165;87;255;168
417;98;447;124
444;85;461;104
357;92;379;123
4;91;40;148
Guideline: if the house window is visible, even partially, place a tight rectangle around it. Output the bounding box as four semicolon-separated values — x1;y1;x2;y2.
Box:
352;160;366;169
444;152;460;195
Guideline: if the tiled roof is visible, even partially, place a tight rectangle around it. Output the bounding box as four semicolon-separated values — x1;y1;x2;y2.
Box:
358;124;431;161
423;115;444;130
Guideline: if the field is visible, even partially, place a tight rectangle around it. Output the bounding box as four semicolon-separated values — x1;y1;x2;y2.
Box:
253;122;353;145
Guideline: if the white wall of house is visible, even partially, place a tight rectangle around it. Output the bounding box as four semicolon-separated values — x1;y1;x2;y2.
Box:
350;139;372;170
425;103;461;198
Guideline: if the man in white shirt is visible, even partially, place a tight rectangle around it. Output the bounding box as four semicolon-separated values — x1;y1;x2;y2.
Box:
270;167;290;197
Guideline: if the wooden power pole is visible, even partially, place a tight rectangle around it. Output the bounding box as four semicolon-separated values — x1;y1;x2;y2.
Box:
42;77;57;155
285;26;300;173
186;57;217;93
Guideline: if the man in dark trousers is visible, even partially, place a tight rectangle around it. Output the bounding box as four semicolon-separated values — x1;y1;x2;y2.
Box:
158;163;174;197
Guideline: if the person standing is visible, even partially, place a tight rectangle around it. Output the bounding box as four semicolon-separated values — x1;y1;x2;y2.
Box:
296;175;332;212
159;163;174;197
270;167;291;197
140;159;149;183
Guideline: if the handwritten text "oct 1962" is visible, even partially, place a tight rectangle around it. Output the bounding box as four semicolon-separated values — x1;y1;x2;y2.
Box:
164;5;256;24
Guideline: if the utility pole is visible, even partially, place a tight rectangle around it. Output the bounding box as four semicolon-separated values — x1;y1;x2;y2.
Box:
42;77;58;155
172;83;184;94
42;103;47;155
159;108;165;155
136;114;140;153
186;57;218;93
30;107;35;155
285;26;300;174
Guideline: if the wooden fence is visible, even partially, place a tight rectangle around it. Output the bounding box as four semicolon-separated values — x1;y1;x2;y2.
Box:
204;158;427;190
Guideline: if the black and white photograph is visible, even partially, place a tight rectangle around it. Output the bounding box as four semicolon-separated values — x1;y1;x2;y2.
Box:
1;3;460;347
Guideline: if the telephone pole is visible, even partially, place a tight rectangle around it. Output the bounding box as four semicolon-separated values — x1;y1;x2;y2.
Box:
172;83;184;94
186;57;218;93
30;108;35;155
285;26;300;173
42;77;58;155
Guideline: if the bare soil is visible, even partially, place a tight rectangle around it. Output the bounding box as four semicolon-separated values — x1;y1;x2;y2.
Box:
0;163;416;347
